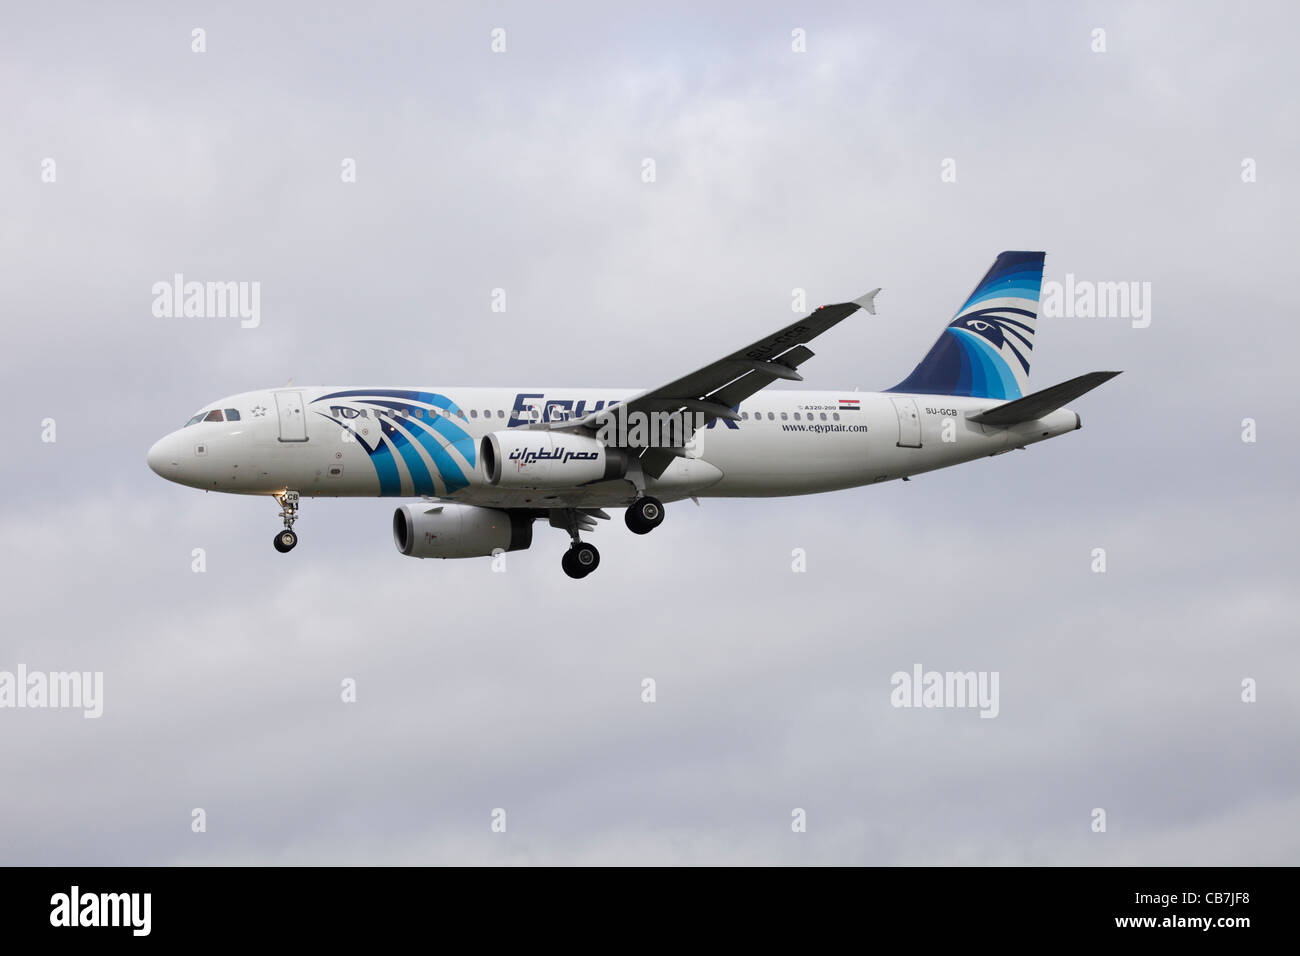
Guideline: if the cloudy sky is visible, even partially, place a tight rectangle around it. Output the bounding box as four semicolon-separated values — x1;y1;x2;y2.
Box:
1;1;1297;864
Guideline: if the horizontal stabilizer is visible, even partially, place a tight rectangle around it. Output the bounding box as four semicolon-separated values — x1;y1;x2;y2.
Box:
969;371;1121;426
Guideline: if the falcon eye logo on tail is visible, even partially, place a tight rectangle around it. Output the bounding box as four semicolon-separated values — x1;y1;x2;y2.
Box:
888;251;1045;400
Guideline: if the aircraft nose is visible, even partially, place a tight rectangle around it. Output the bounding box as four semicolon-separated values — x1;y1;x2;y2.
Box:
147;433;181;478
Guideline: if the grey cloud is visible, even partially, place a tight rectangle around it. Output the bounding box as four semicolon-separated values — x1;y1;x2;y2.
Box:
1;1;1296;864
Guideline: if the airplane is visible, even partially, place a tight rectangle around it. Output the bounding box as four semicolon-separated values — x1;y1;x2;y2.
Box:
147;251;1120;578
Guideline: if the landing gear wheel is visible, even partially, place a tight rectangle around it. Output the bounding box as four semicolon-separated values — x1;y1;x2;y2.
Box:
562;542;600;578
625;496;665;535
273;491;301;553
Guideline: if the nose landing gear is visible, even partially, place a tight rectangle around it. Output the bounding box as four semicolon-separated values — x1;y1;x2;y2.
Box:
273;491;300;553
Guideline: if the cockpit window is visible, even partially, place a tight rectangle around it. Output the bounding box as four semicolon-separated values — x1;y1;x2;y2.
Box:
204;409;224;423
224;408;241;421
184;414;204;427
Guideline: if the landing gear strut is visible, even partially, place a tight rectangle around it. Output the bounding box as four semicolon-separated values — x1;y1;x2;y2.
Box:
273;491;300;553
552;508;601;579
624;495;665;535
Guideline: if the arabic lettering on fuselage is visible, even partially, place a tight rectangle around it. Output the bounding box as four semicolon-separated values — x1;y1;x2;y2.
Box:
507;447;601;466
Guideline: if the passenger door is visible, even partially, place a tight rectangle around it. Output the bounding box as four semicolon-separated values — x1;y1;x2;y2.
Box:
274;390;309;442
890;396;922;448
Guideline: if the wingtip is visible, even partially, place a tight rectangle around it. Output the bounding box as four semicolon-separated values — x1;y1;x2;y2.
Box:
853;288;882;315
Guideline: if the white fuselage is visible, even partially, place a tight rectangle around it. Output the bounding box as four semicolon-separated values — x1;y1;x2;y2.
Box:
146;386;1081;508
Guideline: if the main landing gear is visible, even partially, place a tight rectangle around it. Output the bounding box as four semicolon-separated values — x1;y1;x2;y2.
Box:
554;497;666;577
552;508;602;579
562;542;600;579
273;491;300;553
624;495;665;535
550;498;665;577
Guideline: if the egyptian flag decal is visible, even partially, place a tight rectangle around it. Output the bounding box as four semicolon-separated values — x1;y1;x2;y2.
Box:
838;399;861;411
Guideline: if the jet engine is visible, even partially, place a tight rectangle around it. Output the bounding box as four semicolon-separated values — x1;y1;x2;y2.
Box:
392;503;532;559
480;431;629;489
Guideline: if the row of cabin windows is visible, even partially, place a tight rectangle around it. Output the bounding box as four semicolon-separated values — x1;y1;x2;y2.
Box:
185;406;843;428
346;408;840;423
184;408;241;426
463;409;843;423
468;409;843;423
345;408;506;420
380;408;505;420
742;411;842;422
341;407;481;420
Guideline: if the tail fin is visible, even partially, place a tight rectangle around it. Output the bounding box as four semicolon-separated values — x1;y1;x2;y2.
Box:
888;251;1045;399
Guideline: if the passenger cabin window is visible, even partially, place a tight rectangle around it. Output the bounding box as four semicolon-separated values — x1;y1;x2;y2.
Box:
780;412;788;421
767;412;774;420
497;410;504;418
470;409;478;418
204;409;224;423
224;408;241;421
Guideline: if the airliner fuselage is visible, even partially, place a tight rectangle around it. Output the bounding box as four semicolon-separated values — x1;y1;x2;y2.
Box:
146;252;1118;577
147;385;1079;506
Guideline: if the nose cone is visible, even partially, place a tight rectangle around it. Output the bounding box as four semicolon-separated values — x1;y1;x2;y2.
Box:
147;433;181;479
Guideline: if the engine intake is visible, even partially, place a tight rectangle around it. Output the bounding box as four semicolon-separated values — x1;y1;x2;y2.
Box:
393;503;532;559
481;431;628;489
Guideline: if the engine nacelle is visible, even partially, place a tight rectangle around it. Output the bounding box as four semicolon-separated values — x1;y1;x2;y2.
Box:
393;503;532;559
480;431;629;489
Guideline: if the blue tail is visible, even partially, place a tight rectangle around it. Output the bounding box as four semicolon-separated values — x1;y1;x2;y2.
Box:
888;251;1045;400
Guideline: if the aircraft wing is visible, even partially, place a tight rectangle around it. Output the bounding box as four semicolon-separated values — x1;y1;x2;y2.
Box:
532;289;880;477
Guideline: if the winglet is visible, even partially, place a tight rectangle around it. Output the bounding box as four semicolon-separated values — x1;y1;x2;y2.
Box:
853;288;882;315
